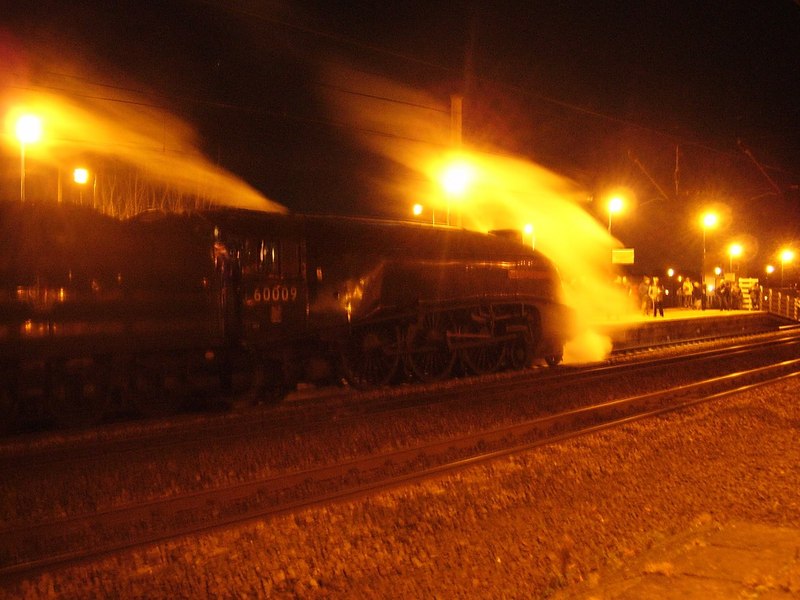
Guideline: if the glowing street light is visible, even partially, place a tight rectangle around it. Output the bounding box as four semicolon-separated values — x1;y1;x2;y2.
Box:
779;249;795;287
700;211;718;309
15;114;43;202
73;167;97;205
607;195;623;233
440;159;474;226
728;243;743;273
73;167;89;185
523;223;535;249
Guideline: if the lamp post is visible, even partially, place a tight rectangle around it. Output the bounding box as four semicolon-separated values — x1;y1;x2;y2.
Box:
74;167;90;205
15;114;42;202
523;223;535;250
701;212;718;310
728;243;743;275
607;196;623;234
780;249;795;288
440;159;473;227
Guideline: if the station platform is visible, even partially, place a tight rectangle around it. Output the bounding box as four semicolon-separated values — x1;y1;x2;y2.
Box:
591;308;795;351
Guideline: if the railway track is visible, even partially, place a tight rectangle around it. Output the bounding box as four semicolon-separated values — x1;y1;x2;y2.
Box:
2;334;800;583
2;328;799;466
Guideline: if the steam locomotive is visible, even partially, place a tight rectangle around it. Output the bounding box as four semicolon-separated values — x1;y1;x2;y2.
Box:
0;201;575;429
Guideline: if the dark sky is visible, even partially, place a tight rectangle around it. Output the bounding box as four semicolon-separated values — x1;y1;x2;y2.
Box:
3;0;800;274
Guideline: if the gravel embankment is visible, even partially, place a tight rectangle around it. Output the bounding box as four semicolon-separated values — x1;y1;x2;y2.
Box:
3;375;800;599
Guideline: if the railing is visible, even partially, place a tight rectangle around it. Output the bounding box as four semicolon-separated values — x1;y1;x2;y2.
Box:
765;289;800;321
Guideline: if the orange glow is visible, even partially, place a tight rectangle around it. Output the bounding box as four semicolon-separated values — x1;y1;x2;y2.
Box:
701;212;718;229
780;249;795;264
321;63;635;362
729;243;743;258
412;203;423;216
15;114;43;144
73;167;89;184
440;160;474;196
4;86;284;215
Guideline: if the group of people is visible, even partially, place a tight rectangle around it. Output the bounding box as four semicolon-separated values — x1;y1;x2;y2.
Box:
711;280;744;310
638;275;666;317
633;275;760;315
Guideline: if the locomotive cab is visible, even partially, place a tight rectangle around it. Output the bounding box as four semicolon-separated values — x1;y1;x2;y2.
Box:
208;212;309;352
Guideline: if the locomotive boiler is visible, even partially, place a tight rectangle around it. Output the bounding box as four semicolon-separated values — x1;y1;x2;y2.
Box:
0;201;575;429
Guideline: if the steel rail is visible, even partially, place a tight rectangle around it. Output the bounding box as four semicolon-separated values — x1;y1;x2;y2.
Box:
2;356;799;583
3;330;799;472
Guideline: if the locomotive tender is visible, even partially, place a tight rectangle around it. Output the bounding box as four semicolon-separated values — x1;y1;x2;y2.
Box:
0;201;575;426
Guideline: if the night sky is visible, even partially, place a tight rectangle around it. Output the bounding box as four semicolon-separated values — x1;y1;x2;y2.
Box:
3;0;800;275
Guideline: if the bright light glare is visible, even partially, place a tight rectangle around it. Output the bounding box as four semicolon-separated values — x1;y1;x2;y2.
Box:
729;243;743;258
441;162;474;196
15;114;42;144
780;249;795;263
702;212;718;229
412;203;423;216
523;223;534;235
608;196;623;215
6;90;284;214
766;265;775;274
73;167;89;184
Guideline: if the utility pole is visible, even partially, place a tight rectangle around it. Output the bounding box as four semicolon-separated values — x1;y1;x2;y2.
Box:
450;94;462;147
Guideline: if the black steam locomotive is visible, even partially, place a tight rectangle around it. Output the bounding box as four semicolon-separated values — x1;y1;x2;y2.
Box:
0;201;575;428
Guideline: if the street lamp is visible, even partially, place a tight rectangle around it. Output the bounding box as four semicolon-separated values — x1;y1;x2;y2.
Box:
412;203;434;225
73;167;93;205
728;243;743;274
607;196;623;233
779;249;795;288
440;159;473;226
523;223;535;249
73;167;89;185
15;114;42;202
700;212;718;309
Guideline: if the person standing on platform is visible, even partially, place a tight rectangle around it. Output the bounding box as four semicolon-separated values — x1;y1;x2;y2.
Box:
639;276;651;316
719;281;731;310
649;276;665;317
682;278;694;308
693;281;703;309
750;283;761;310
732;282;742;310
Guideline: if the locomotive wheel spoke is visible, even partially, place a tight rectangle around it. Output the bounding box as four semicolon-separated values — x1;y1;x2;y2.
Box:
406;311;457;382
460;327;505;375
505;334;532;370
341;323;401;389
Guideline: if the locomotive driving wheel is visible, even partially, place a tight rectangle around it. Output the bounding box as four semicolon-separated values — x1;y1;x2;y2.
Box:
341;322;401;388
505;333;533;370
459;323;504;375
405;310;457;382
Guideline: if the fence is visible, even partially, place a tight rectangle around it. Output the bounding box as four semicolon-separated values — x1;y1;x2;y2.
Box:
765;289;800;321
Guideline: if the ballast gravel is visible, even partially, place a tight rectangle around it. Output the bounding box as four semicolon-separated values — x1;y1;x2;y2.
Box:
3;376;800;599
